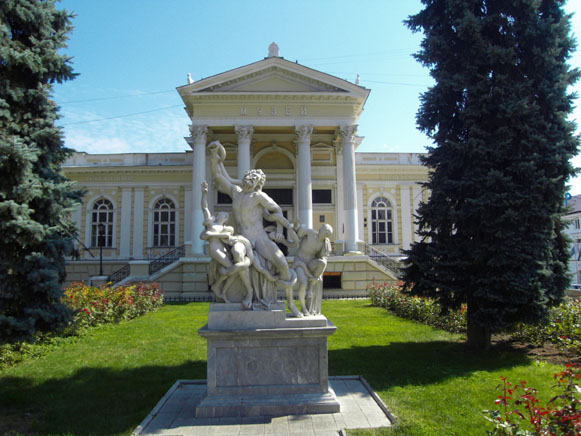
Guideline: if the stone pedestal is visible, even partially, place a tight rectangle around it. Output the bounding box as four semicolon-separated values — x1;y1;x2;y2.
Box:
196;303;340;418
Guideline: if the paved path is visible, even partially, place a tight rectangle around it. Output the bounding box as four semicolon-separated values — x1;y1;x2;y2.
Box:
134;376;393;436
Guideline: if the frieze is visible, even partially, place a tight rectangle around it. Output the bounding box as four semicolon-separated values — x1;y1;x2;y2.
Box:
240;105;307;117
83;175;135;182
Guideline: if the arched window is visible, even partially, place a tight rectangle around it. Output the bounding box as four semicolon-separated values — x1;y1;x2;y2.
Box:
371;196;393;244
91;198;114;247
153;198;176;247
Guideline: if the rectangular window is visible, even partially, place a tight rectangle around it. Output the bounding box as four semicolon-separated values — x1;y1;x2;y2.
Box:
263;188;293;205
312;189;332;204
217;192;233;204
575;219;580;230
323;272;341;289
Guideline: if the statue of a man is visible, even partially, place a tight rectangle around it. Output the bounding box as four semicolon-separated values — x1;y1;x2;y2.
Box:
208;141;301;313
291;224;333;315
200;180;275;308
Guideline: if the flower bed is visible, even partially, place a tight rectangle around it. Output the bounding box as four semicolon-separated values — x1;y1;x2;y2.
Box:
483;363;580;436
63;282;164;329
0;282;163;369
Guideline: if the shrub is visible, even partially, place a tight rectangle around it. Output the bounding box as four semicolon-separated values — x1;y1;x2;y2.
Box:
367;280;466;333
512;298;581;355
483;363;581;436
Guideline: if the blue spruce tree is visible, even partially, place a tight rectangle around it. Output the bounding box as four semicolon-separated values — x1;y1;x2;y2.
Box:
403;0;580;349
0;0;82;341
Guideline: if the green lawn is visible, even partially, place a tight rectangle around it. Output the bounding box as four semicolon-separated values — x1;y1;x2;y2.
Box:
0;300;564;435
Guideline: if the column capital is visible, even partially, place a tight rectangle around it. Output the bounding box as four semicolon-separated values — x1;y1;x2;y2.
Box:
234;125;254;141
189;125;208;144
295;124;313;142
338;124;358;143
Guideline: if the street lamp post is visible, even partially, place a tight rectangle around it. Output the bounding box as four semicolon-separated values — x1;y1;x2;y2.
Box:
98;223;105;276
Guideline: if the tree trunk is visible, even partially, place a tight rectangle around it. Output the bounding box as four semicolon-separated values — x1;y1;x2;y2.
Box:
466;317;491;350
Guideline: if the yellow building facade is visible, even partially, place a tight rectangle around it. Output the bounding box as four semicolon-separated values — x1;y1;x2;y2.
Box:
63;49;429;297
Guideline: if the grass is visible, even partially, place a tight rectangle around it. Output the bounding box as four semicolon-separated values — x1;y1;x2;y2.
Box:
0;300;566;435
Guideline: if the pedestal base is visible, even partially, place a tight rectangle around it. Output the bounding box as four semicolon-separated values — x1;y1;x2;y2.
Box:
197;303;340;418
195;389;340;419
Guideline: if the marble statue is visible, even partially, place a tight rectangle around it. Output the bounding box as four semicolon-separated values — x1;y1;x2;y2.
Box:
201;181;276;308
268;41;279;57
205;140;331;317
290;224;333;316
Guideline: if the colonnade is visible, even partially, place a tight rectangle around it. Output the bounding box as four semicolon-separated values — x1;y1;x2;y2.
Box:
188;124;360;255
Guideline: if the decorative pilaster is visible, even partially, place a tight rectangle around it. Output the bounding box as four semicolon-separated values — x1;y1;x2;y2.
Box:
235;125;253;179
119;188;132;258
338;125;359;253
132;188;145;258
400;185;412;251
190;125;208;255
295;124;313;228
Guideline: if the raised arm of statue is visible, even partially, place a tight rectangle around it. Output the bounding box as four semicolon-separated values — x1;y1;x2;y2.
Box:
208;141;242;197
201;181;212;223
208;141;232;195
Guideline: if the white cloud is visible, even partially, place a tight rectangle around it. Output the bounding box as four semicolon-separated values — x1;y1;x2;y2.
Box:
60;105;190;154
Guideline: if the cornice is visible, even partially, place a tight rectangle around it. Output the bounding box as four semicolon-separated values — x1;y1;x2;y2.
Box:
64;166;192;175
184;94;361;102
177;57;369;98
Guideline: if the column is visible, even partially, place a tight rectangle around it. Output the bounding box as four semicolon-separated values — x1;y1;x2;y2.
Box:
335;154;345;242
295;124;313;228
132;188;145;258
119;188;132;258
190;125;208;255
339;125;359;253
235;125;253;179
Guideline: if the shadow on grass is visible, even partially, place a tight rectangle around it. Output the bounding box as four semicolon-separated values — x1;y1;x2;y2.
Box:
0;360;206;435
329;340;531;391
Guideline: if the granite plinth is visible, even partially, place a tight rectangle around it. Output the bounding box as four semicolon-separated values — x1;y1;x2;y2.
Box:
196;303;340;418
207;302;328;329
195;389;340;419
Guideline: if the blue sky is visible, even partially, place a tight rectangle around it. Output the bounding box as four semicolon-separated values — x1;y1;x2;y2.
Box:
53;0;581;193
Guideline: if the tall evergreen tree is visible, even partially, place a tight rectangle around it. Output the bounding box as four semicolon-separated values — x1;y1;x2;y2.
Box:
403;0;580;349
0;0;82;341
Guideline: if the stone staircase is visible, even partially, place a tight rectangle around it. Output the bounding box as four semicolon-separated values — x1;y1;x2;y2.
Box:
96;242;401;300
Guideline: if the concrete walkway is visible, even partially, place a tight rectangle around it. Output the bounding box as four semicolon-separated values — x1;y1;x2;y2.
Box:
133;376;394;436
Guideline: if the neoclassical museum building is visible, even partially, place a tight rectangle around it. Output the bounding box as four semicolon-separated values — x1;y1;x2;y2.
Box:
63;45;429;298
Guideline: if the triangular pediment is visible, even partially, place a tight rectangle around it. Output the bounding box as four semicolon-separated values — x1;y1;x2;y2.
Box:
178;57;369;98
197;67;347;93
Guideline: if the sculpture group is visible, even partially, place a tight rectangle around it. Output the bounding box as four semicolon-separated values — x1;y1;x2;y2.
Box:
201;141;332;317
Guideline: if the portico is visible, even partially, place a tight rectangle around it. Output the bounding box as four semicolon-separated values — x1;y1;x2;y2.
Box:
62;46;430;296
177;46;370;256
